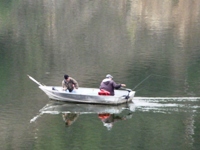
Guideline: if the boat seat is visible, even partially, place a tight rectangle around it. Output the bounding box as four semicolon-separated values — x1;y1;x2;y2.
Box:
98;89;110;96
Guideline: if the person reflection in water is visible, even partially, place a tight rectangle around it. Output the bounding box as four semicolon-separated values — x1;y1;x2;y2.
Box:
98;113;126;130
62;113;79;127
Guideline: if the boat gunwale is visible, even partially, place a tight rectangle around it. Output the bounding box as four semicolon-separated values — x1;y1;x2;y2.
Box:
39;85;133;98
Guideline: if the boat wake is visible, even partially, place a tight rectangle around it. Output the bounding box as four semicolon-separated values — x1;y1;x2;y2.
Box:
133;97;200;113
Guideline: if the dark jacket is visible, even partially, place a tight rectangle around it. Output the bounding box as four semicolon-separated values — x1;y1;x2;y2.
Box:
99;78;121;95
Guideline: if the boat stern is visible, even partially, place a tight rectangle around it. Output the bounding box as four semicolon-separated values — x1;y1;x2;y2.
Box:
129;91;136;100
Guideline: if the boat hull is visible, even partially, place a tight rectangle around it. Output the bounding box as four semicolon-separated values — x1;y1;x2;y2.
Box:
39;86;135;105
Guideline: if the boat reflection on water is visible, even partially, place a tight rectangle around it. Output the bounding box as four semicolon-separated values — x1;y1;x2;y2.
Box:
30;101;135;130
30;97;198;130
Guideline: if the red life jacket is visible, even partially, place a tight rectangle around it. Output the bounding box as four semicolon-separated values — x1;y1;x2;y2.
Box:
98;89;110;95
98;113;111;119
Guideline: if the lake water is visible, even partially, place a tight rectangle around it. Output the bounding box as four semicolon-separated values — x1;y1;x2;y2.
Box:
1;0;200;150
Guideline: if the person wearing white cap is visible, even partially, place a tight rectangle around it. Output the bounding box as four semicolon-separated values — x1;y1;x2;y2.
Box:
99;74;126;95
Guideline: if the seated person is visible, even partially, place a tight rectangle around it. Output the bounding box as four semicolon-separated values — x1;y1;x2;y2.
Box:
99;74;126;95
62;74;79;92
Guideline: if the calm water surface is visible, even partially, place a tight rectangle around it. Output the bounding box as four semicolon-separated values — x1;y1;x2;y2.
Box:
1;0;200;150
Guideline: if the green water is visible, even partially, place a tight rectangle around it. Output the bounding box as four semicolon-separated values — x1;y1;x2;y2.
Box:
1;0;200;150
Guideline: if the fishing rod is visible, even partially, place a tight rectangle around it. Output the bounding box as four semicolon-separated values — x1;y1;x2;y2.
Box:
131;73;189;91
120;74;152;92
132;74;152;90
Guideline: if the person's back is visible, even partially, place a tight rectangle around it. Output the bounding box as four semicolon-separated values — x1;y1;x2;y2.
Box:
99;74;126;95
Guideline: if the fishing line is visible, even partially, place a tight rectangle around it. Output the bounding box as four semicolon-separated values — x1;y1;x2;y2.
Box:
134;87;146;92
150;74;187;81
132;74;152;90
132;74;187;91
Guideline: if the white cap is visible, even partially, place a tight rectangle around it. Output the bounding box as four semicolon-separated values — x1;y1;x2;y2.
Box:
103;122;113;130
106;74;113;79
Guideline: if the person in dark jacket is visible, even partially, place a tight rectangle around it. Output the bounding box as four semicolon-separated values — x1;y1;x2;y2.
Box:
62;74;79;92
98;113;126;130
99;74;126;95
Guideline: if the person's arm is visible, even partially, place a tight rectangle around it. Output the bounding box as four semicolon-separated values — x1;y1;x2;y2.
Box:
62;80;67;90
121;84;126;87
71;78;79;89
112;81;122;89
113;81;126;89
